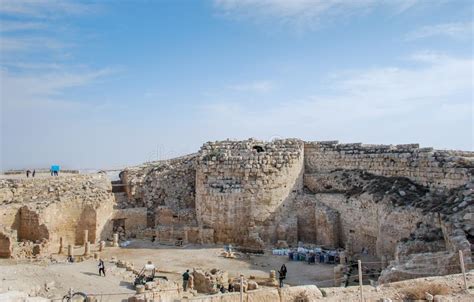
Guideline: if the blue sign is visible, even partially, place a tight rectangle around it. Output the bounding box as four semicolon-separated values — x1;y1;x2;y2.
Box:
51;165;60;172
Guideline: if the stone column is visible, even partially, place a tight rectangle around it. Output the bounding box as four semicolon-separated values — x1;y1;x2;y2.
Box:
84;242;90;256
339;251;347;264
381;255;387;269
269;270;276;283
67;244;74;257
99;241;106;252
113;233;119;247
334;264;344;286
83;230;89;246
58;237;64;254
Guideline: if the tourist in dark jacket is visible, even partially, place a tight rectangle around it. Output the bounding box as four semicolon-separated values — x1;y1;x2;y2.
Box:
182;269;190;291
278;264;287;287
98;259;106;276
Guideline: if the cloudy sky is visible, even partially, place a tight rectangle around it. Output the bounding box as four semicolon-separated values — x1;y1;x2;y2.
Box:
0;0;473;171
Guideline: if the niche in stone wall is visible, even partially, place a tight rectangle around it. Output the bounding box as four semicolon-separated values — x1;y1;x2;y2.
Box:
253;145;265;153
75;206;97;245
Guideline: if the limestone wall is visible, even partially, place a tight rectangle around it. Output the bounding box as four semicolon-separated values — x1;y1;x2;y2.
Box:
120;155;197;231
100;207;148;239
311;193;427;259
195;139;304;247
0;228;12;258
305;141;474;188
0;174;115;256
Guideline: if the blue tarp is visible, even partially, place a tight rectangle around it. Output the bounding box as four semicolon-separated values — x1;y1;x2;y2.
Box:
51;165;60;172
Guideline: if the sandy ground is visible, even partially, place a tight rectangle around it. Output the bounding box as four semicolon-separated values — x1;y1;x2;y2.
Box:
1;241;473;301
0;240;336;301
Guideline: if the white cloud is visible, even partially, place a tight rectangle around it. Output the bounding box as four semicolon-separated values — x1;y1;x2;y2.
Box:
0;0;93;18
213;0;424;30
0;36;66;52
406;21;473;40
0;20;46;32
1;67;114;109
228;80;274;93
200;52;473;149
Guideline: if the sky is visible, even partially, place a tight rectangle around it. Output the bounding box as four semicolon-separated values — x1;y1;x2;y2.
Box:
0;0;473;171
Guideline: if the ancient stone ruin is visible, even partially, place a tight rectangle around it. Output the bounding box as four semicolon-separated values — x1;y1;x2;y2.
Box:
1;138;473;283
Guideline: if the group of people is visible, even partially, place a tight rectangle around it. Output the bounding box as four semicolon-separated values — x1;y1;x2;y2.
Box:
25;169;36;178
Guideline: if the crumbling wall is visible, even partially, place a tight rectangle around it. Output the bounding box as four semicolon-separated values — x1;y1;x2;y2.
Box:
101;207;148;239
195;139;304;247
0;228;13;258
305;141;473;189
0;174;115;256
17;206;50;242
315;191;435;259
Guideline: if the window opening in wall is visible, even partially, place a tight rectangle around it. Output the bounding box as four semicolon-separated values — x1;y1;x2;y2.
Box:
253;145;265;153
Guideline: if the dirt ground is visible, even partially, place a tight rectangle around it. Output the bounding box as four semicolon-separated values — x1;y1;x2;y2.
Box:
0;240;336;301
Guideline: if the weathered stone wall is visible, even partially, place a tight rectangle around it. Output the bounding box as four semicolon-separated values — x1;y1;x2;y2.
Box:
305;141;473;189
0;174;115;257
311;192;427;258
121;155;197;231
100;207;148;239
293;195;340;246
195;139;304;247
0;228;13;258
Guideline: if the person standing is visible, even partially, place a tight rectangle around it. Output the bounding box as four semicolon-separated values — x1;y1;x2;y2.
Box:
278;264;287;288
98;259;106;277
26;170;30;178
32;170;36;178
182;269;190;291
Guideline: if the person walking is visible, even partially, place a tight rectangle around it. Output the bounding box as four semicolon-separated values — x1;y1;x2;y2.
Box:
182;269;190;291
278;264;287;288
98;259;106;277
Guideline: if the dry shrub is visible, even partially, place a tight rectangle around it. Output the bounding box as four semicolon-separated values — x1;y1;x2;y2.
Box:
402;282;451;300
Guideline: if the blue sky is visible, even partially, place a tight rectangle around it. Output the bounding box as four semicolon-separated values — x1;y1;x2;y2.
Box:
1;0;473;170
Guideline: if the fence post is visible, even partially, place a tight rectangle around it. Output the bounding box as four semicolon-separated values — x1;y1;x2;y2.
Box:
240;275;244;302
358;260;363;302
458;250;468;291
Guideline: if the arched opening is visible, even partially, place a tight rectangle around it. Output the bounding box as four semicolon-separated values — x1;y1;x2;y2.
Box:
253;145;265;153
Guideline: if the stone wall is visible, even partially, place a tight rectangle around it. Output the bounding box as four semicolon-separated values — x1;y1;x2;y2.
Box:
0;228;12;258
101;207;148;240
121;154;197;230
0;174;115;257
304;141;473;189
195;139;304;247
293;195;340;246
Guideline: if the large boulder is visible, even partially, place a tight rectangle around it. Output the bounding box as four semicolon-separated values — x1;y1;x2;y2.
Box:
192;268;228;294
279;285;323;301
